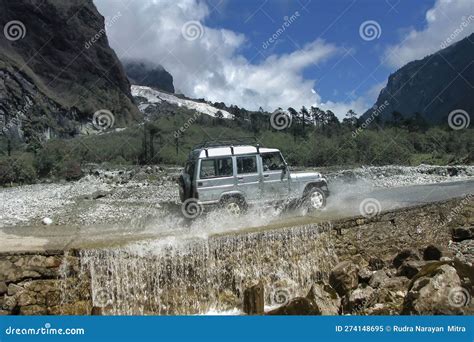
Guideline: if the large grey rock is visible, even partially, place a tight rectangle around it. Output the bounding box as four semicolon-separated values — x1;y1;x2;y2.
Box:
329;261;359;296
344;284;375;313
267;297;320;315
306;282;340;315
402;263;473;314
369;270;389;288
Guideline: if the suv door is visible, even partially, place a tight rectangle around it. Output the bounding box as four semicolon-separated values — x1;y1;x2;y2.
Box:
235;155;261;202
260;152;289;201
197;157;235;203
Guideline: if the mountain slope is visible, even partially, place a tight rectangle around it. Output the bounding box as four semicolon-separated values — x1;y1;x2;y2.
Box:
0;0;140;140
124;61;175;93
363;33;474;124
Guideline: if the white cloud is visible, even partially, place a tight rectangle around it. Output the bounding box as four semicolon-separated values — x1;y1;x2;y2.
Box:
94;0;355;115
384;0;474;68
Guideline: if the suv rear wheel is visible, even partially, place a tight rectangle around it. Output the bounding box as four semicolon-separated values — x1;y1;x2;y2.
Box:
221;197;247;216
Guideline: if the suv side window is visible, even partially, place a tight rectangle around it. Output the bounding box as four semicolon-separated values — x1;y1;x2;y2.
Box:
237;156;257;174
200;157;233;179
262;152;284;171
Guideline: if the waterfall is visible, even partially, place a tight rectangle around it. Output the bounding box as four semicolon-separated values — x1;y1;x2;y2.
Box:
78;222;338;315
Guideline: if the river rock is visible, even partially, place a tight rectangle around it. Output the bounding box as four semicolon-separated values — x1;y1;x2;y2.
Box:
329;261;359;296
368;270;389;288
368;257;385;271
42;217;53;225
267;297;320;315
344;284;375;313
452;226;474;242
306;282;340;315
423;245;443;260
393;249;420;268
358;268;373;284
397;260;426;279
402;263;473;314
0;282;7;295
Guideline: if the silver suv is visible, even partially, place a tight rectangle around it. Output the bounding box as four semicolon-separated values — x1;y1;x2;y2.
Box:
178;139;329;216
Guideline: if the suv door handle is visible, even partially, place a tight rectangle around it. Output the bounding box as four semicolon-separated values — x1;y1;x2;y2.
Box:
237;177;244;180
263;174;269;178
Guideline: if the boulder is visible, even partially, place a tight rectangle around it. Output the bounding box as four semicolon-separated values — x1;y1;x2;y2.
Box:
41;217;53;225
306;282;340;315
368;270;389;288
452;226;474;242
368;257;385;271
267;297;320;315
329;261;359;296
393;249;420;268
423;245;443;261
343;284;375;313
358;268;373;284
0;282;7;295
402;263;473;314
397;260;426;279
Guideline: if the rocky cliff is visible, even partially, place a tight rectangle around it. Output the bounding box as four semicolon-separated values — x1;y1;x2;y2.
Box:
0;0;140;141
124;60;175;94
363;33;474;124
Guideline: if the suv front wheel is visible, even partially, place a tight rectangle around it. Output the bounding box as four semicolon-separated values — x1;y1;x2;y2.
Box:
303;188;326;212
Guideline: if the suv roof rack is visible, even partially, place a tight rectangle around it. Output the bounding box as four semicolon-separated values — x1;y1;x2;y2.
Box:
192;137;261;150
193;137;262;157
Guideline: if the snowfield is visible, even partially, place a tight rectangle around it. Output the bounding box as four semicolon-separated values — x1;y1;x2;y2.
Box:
132;85;234;119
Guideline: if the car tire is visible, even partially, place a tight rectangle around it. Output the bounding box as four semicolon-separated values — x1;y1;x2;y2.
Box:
303;187;326;213
220;197;247;216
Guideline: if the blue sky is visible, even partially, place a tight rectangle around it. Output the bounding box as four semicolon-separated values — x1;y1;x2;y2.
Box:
96;0;474;118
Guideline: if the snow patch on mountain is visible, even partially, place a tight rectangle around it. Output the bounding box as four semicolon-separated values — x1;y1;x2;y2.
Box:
131;85;233;119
